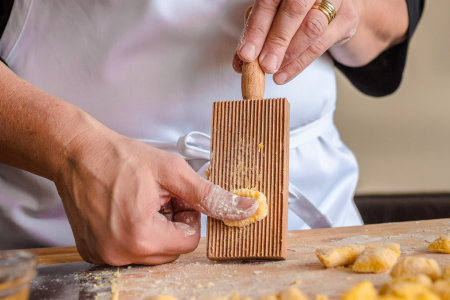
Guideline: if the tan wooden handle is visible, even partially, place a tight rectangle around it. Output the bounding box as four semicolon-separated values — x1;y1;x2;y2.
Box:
241;6;265;100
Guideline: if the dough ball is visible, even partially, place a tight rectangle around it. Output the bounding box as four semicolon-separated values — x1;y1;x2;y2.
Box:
340;281;377;300
379;274;433;295
316;245;365;268
352;248;398;273
382;282;440;300
278;287;308;300
428;235;450;254
390;256;441;281
223;189;268;227
367;243;401;258
443;265;450;279
433;279;450;300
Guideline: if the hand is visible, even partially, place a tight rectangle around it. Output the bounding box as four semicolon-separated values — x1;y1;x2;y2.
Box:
55;128;258;266
232;0;359;84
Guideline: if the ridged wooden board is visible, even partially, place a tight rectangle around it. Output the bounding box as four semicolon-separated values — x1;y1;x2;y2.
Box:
207;98;290;260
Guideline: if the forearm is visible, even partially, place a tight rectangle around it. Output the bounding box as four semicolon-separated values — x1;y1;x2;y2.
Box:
329;0;409;67
0;63;103;182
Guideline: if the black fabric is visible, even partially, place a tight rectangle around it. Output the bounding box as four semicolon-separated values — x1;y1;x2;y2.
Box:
355;194;450;224
0;0;14;66
333;0;425;97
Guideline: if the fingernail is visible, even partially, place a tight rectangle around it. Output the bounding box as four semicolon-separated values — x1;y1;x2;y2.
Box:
274;72;288;85
260;54;279;73
239;43;256;61
237;196;259;212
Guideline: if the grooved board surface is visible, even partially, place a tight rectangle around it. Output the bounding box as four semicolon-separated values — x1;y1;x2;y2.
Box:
207;98;290;260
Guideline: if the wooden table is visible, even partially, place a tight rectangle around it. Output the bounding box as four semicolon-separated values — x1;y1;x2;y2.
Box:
27;219;450;300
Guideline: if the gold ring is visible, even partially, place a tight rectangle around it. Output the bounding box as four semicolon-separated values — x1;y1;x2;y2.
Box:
312;0;336;24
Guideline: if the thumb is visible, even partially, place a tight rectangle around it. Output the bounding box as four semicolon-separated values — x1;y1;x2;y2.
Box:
161;158;259;222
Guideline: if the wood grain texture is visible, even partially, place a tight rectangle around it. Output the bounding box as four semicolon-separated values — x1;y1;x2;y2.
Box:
207;98;290;260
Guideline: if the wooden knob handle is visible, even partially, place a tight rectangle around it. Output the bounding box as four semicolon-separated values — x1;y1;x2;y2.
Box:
241;6;265;100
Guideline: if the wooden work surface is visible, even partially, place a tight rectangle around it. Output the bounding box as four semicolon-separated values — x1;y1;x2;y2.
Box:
27;219;450;300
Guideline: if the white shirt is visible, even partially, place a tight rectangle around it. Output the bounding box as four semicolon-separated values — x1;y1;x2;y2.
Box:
0;0;362;250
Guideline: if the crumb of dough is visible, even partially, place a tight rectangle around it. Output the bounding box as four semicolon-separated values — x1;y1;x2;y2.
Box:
148;296;179;300
223;188;268;227
257;143;264;152
367;243;401;258
204;168;211;180
278;287;308;300
382;282;440;300
379;274;433;295
316;245;365;268
390;256;442;281
316;295;329;300
428;234;450;253
443;265;450;279
340;281;377;300
258;294;278;300
352;248;398;273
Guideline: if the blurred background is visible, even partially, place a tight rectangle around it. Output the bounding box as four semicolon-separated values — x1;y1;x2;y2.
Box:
334;0;450;224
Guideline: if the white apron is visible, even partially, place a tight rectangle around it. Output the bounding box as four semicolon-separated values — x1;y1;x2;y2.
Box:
0;0;362;249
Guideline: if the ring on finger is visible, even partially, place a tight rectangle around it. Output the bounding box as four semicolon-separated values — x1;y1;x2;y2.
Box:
312;0;336;24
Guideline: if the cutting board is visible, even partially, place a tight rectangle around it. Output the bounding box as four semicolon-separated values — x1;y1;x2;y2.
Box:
28;219;450;299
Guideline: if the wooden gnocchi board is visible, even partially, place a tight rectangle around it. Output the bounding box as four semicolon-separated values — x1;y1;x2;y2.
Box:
29;219;450;300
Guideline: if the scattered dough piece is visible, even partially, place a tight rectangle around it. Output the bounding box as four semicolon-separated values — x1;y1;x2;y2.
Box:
223;189;268;227
367;243;401;257
258;293;278;300
148;296;179;300
433;279;450;300
279;287;308;300
352;248;398;273
443;265;450;279
390;256;442;281
382;282;440;300
316;295;329;300
316;245;365;268
428;235;450;253
340;281;377;300
379;275;433;295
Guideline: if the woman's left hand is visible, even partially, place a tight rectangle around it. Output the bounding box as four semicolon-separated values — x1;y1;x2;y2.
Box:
232;0;359;84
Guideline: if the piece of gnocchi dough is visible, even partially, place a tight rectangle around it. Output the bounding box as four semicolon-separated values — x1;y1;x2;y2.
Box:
278;287;308;300
316;245;365;268
223;188;268;227
379;275;433;295
428;234;450;254
352;247;398;273
390;256;441;281
382;282;440;300
340;281;377;300
443;265;450;279
367;243;401;258
433;279;450;300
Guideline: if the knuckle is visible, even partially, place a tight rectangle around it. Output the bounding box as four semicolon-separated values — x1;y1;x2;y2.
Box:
246;22;268;40
303;17;326;39
309;38;327;55
267;32;291;50
283;0;309;18
258;0;281;12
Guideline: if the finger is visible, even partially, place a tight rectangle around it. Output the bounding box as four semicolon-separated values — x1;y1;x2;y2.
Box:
159;155;259;222
232;51;243;73
259;0;316;74
273;12;351;84
278;0;341;71
237;0;282;62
